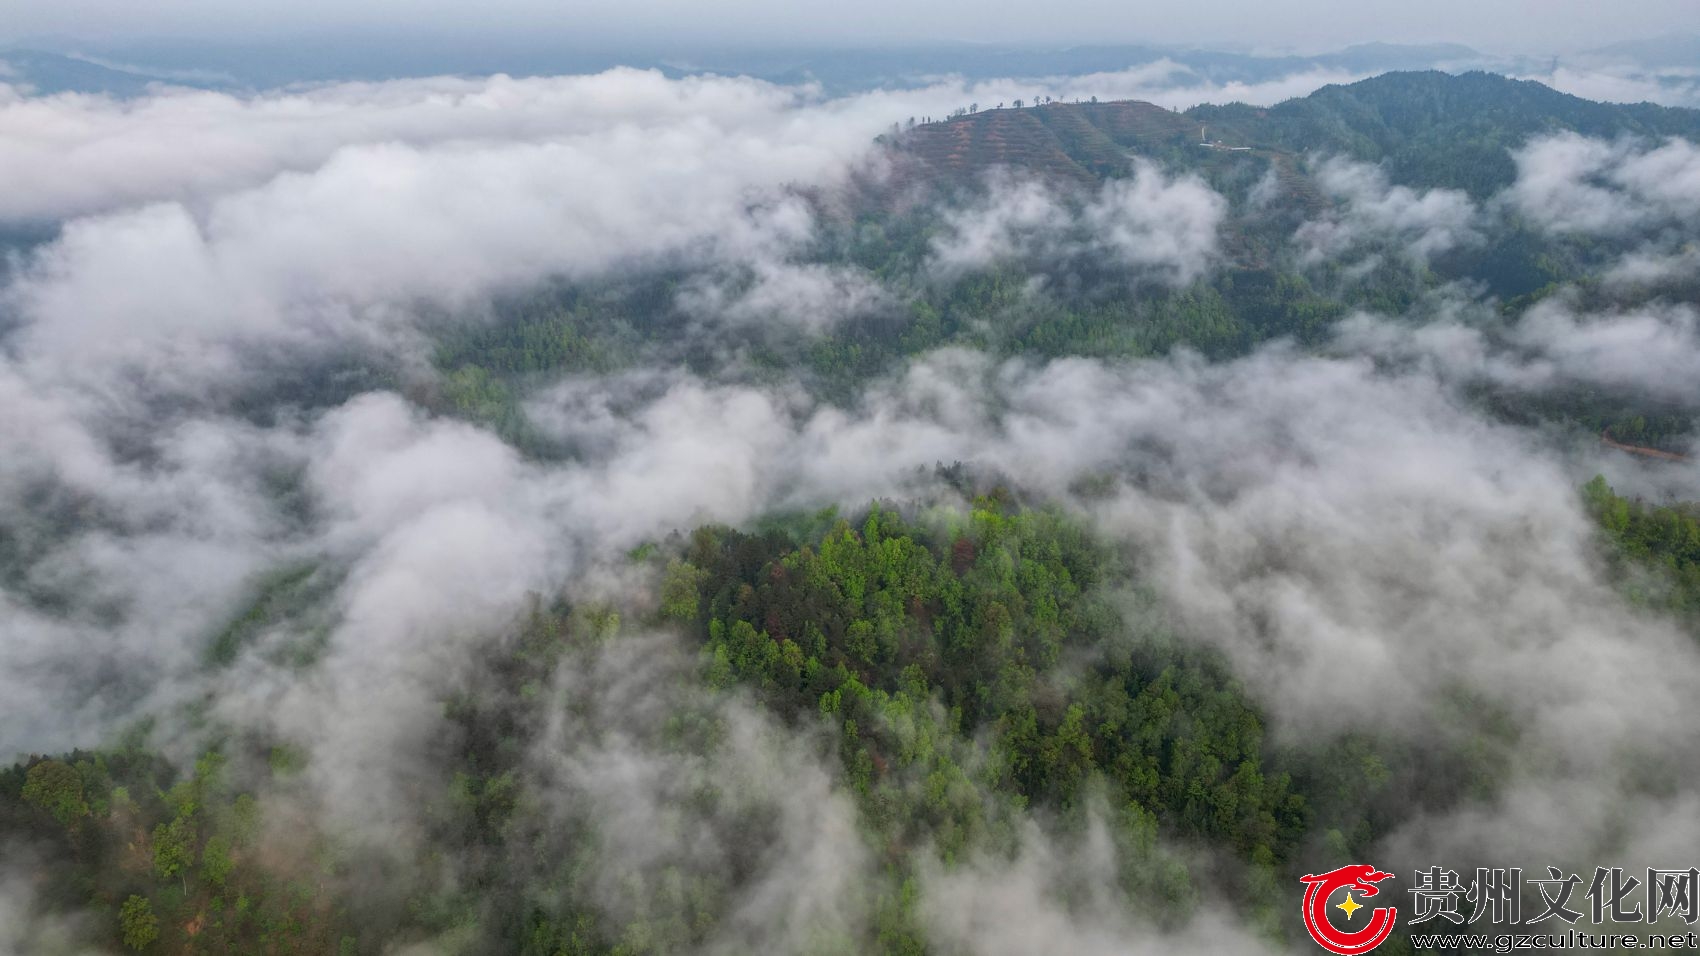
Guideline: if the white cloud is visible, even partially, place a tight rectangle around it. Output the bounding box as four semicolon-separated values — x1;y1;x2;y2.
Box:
1296;156;1480;264
930;163;1226;284
0;70;841;224
1336;297;1700;405
920;814;1277;956
0;79;904;406
529;632;874;954
1602;243;1700;288
1086;166;1228;282
1505;132;1700;235
1524;64;1700;110
928;174;1075;275
952;61;1368;112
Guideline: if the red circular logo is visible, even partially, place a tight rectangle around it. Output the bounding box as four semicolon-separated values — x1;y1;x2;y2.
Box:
1299;864;1398;954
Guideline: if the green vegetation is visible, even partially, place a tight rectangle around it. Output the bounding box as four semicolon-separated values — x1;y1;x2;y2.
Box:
8;480;1697;953
204;563;333;669
1241;72;1700;196
1;746;347;955
678;502;1303;866
415;74;1697;450
120;895;160;951
1585;476;1700;621
0;501;1296;953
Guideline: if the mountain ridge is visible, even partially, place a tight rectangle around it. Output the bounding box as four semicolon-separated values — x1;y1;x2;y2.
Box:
890;70;1700;197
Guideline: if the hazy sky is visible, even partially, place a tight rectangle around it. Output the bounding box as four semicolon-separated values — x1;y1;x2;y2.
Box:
2;0;1693;53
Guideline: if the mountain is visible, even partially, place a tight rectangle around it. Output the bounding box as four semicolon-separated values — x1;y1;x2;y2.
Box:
3;38;1499;98
893;71;1700;198
1315;42;1484;72
890;98;1202;187
1228;70;1700;195
1582;33;1700;68
0;49;193;96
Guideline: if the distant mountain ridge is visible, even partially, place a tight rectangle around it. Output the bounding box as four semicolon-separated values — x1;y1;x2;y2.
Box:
0;49;188;96
1582;33;1700;68
0;38;1493;97
892;70;1700;198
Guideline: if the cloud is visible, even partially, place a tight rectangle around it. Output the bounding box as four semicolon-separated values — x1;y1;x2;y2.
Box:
7;316;1700;942
1246;167;1283;210
0;62;1328;667
1525;64;1700;110
0;70;850;224
929;163;1226;284
203;394;565;837
1085;168;1228;283
0;78;918;413
927;174;1075;275
607;332;1690;829
675;233;898;332
1295;156;1480;264
526;632;875;954
12;137;815;339
918;812;1277;956
1504;132;1700;235
0;383;298;757
0;62;1335;402
1335;296;1700;406
950;61;1370;113
0;857;102;956
1602;243;1700;289
0;62;1363;228
1505;299;1700;401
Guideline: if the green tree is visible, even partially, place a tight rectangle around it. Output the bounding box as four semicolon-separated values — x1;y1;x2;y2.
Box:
152;814;196;883
119;895;159;951
21;759;88;827
202;833;234;887
660;560;708;621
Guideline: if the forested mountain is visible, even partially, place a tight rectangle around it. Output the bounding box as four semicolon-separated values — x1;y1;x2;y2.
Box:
413;72;1700;451
896;71;1700;194
1214;71;1700;195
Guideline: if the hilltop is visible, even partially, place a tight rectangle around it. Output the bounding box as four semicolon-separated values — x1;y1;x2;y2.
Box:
890;98;1204;186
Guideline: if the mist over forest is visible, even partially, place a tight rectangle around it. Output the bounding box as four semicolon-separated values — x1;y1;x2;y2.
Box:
2;21;1700;956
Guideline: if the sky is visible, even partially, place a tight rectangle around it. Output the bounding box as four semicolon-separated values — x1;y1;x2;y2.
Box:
1;0;1695;53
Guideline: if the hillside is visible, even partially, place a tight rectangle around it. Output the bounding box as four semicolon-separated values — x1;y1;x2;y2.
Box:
1217;70;1700;195
892;98;1218;188
893;71;1700;198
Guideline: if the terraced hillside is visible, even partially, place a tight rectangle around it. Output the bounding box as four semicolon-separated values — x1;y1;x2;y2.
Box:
885;96;1323;227
892;99;1212;186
